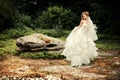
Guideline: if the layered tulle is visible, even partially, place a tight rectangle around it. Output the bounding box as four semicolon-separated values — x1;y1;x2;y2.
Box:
62;17;98;66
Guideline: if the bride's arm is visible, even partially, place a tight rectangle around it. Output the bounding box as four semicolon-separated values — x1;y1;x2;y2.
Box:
78;20;83;28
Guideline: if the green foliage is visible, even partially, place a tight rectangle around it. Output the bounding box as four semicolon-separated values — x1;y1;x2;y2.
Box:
0;34;10;40
0;26;34;40
20;51;66;59
91;4;112;34
0;0;15;31
35;6;77;30
96;34;120;50
0;49;4;56
35;28;70;38
2;12;35;39
6;26;34;38
14;12;33;28
0;39;17;55
35;6;76;37
97;34;120;40
96;41;120;50
0;0;120;35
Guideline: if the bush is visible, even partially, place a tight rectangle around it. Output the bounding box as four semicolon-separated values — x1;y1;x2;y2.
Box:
0;26;34;40
35;6;77;30
0;11;35;40
0;0;15;31
0;34;10;40
0;39;17;55
0;27;34;40
14;12;33;28
6;26;34;38
35;28;70;38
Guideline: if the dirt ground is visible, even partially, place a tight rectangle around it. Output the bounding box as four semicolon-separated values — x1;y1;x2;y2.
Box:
0;50;120;80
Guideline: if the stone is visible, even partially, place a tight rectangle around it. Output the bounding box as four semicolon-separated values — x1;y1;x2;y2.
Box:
16;33;64;52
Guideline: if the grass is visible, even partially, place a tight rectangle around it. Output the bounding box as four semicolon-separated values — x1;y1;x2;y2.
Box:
96;34;120;50
19;51;65;59
96;40;120;50
0;29;120;58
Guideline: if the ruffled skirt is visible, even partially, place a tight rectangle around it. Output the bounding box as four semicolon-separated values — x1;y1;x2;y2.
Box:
62;26;98;66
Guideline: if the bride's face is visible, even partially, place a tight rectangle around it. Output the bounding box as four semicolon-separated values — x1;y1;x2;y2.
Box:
82;13;88;20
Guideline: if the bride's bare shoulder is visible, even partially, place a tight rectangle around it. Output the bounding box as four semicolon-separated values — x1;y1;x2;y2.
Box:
80;20;86;24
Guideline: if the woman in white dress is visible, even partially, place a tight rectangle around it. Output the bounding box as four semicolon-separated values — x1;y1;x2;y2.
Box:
62;11;98;67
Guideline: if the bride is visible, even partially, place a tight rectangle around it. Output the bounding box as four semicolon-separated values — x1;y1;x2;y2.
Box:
62;11;98;67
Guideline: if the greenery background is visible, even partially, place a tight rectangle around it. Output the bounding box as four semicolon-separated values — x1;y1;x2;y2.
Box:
0;0;120;35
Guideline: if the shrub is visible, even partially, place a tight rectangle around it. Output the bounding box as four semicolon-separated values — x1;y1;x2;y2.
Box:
0;27;34;40
35;28;70;38
0;26;34;39
14;12;33;28
34;6;77;38
0;11;35;40
0;34;10;40
34;6;77;30
0;39;17;55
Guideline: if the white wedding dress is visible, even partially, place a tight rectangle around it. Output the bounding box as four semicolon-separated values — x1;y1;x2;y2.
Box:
62;17;98;66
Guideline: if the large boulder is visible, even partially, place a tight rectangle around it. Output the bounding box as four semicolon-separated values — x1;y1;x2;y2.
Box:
16;33;64;52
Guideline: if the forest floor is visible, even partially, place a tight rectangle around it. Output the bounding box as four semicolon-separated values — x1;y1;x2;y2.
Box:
0;49;120;80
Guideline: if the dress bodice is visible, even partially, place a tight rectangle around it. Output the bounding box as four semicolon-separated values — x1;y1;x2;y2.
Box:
77;22;89;35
